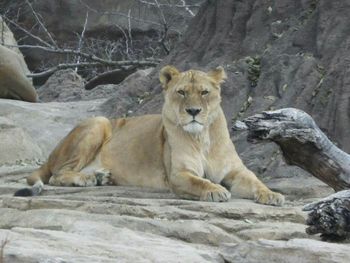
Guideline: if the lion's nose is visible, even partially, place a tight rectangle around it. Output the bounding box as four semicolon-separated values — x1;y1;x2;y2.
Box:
186;108;202;117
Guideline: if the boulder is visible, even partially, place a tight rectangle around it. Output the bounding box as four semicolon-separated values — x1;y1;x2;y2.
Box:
0;46;38;102
0;16;37;102
0;117;42;166
36;69;86;102
37;68;154;103
0;98;105;166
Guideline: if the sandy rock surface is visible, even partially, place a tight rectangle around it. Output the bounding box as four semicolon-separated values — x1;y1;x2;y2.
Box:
0;174;348;263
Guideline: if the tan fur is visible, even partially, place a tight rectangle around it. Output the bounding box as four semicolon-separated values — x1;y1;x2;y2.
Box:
26;66;284;205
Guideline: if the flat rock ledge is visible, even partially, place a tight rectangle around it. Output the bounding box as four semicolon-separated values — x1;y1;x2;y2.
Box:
0;171;348;263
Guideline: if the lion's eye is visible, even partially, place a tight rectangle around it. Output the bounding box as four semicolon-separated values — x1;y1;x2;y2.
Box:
177;90;185;96
201;90;209;96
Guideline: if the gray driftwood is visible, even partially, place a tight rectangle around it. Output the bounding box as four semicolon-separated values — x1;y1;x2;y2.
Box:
234;108;350;191
234;108;350;240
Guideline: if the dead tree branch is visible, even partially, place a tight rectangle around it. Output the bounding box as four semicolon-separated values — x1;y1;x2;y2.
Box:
153;0;170;54
234;108;350;240
137;0;202;8
3;43;160;78
24;0;58;48
26;59;158;78
114;24;130;58
127;9;133;55
2;15;53;47
234;108;350;191
75;11;89;71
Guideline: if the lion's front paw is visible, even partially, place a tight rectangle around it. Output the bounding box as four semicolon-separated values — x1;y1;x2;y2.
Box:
254;188;285;206
200;184;231;202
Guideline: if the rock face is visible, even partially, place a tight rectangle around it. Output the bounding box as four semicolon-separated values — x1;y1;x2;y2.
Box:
8;0;200;39
0;17;37;102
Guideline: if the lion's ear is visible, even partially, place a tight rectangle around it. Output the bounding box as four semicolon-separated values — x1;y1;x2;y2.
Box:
159;65;180;89
207;66;227;84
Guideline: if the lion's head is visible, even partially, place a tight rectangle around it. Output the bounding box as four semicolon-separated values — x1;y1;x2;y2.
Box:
160;65;226;134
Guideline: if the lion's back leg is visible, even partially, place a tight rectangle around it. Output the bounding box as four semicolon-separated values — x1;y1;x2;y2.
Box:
49;171;97;186
47;116;112;187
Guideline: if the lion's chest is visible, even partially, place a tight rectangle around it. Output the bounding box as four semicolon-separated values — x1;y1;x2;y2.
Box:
203;156;232;183
186;148;232;184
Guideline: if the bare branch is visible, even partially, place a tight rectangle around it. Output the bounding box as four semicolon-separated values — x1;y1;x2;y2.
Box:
127;9;133;56
153;0;170;54
24;0;58;48
180;0;196;17
137;0;202;8
26;59;159;78
75;11;89;71
3;43;161;65
114;24;130;58
2;15;53;47
1;17;5;45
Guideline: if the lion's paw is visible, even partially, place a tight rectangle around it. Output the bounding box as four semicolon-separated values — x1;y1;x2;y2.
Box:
200;184;231;202
254;188;285;206
94;169;111;186
73;174;97;187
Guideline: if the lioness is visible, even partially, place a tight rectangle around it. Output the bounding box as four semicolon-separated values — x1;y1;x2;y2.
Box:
15;66;284;205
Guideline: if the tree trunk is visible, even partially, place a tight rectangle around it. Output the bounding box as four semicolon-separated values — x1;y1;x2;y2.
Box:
234;108;350;191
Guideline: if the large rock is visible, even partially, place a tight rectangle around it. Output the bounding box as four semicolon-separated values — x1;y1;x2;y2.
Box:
0;98;105;166
220;239;350;263
0;45;37;102
0;117;42;166
0;16;36;102
0;182;345;262
37;68;154;103
36;69;86;102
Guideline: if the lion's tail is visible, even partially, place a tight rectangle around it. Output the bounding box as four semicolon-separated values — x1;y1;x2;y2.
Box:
14;162;51;197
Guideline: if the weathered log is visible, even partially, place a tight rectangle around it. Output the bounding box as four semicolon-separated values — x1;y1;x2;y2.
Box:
303;190;350;240
234;108;350;191
234;108;350;240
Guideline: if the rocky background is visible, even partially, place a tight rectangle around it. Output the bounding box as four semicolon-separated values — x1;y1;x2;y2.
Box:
1;0;350;262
